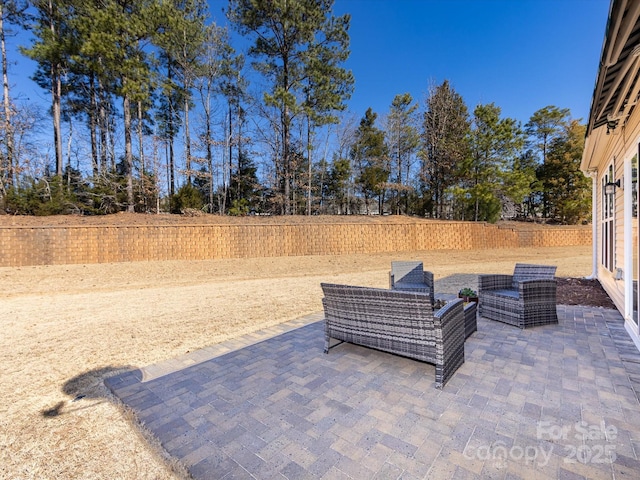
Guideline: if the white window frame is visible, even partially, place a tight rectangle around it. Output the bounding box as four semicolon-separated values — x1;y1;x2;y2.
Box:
602;163;615;272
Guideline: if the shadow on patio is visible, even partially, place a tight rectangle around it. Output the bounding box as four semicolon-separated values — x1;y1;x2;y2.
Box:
105;305;640;479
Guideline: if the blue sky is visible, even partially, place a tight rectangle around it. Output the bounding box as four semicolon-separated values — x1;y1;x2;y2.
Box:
338;0;611;124
10;0;611;130
211;0;611;125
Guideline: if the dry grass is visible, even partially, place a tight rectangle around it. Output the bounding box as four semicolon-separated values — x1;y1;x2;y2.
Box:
0;245;592;479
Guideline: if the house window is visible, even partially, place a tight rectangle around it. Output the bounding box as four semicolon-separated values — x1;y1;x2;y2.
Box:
602;163;615;272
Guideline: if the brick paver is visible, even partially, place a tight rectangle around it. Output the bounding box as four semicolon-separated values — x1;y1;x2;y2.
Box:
105;306;640;479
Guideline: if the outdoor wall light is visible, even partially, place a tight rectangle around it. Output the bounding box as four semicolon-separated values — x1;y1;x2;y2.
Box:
604;179;621;195
615;268;624;281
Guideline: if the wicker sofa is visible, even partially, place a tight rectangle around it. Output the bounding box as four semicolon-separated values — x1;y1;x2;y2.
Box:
320;283;466;388
478;263;558;329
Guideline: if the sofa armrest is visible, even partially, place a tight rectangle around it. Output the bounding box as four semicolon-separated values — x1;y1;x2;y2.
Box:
424;270;434;299
423;270;434;288
434;298;465;348
434;298;463;325
518;279;557;300
479;274;513;291
433;298;465;388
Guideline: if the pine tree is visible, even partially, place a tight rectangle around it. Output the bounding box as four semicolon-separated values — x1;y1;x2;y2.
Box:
22;0;69;177
386;93;418;214
325;156;350;214
227;0;353;215
73;0;197;211
351;108;389;214
155;0;208;188
539;120;590;224
525;105;570;218
462;103;524;222
420;80;470;218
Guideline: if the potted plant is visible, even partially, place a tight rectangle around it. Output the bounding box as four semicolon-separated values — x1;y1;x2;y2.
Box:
458;287;478;303
433;298;447;310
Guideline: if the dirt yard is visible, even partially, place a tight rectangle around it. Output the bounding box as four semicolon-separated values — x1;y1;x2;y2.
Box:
0;215;599;479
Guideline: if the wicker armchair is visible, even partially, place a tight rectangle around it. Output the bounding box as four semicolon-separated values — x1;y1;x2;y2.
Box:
478;263;558;329
389;261;434;299
321;283;465;388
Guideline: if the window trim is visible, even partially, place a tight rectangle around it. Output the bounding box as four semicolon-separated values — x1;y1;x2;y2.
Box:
602;163;615;272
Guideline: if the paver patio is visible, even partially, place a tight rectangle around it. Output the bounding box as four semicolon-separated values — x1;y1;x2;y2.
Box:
105;305;640;479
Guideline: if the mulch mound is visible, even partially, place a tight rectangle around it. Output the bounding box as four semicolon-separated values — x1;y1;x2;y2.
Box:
556;277;617;309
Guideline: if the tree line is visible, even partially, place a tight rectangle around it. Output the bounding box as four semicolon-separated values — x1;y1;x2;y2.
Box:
0;0;590;223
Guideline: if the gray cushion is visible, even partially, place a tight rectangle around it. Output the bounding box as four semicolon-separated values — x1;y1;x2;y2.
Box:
487;289;520;299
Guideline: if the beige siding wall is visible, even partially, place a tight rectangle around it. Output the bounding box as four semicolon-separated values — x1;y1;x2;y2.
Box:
590;106;640;314
599;274;625;312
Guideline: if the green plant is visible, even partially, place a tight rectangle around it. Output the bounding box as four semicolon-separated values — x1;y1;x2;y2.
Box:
3;175;82;215
170;184;204;213
228;198;250;216
459;287;477;297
